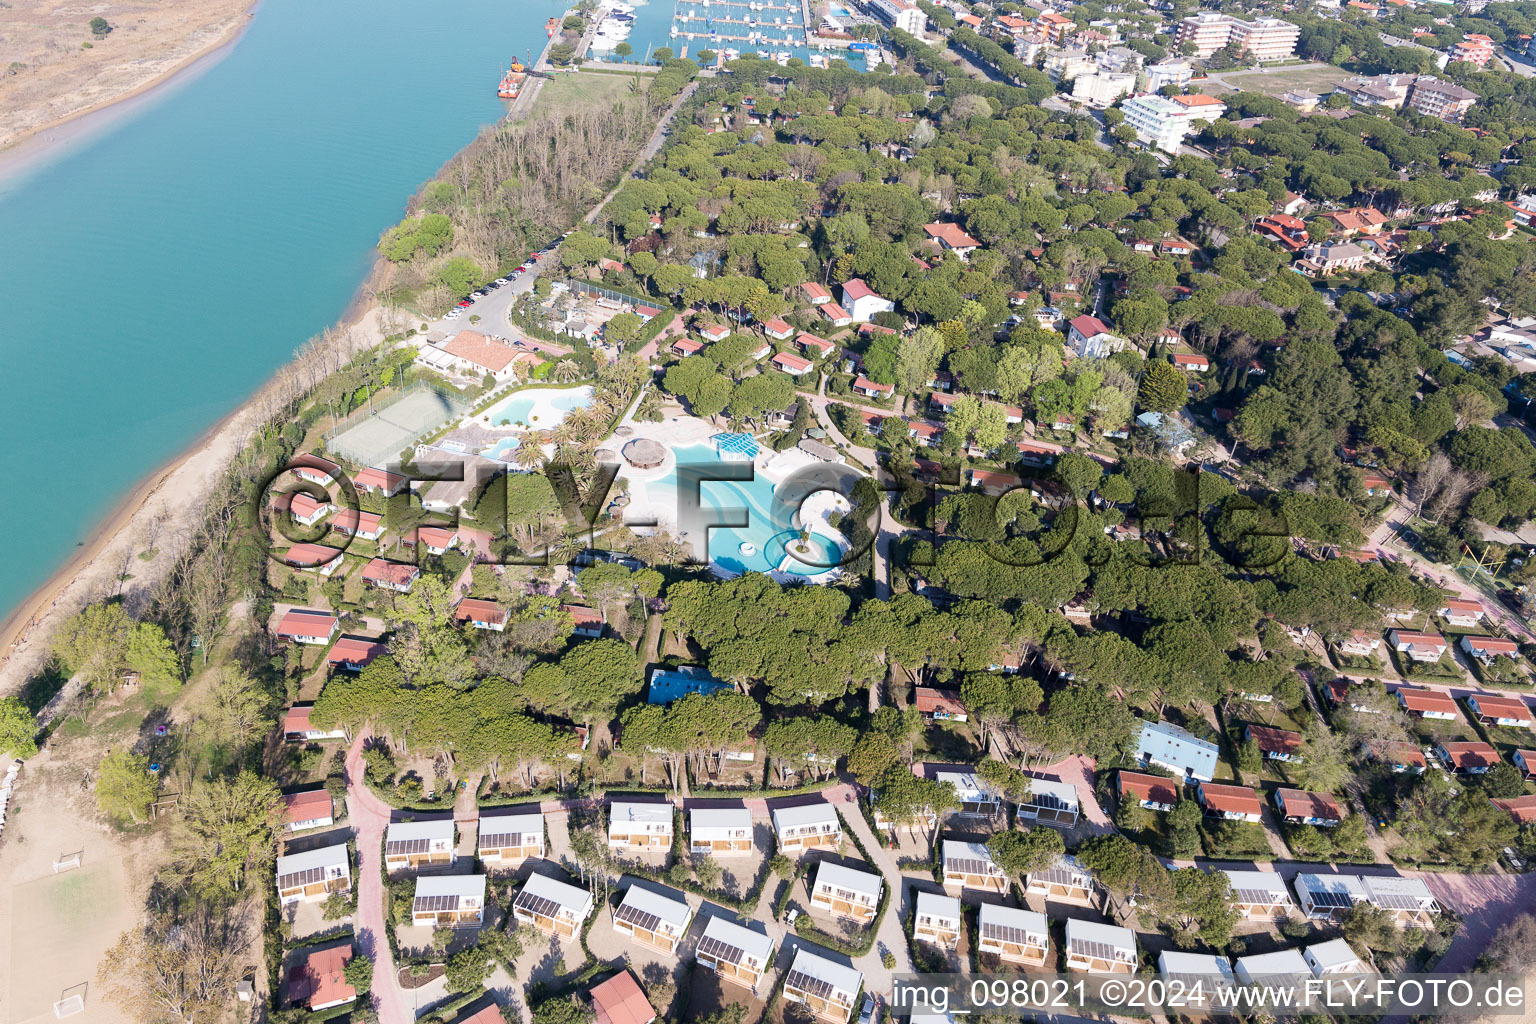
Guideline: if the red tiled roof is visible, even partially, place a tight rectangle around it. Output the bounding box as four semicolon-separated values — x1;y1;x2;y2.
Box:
1464;637;1520;656
764;317;794;334
355;466;406;492
773;352;813;373
454;598;507;626
842;278;877;301
1247;724;1304;755
362;558;419;587
1274;788;1343;821
1442;598;1485;616
590;971;656;1024
1393;630;1446;646
914;687;967;716
416;526;458;549
801;282;831;301
283;705;315;733
291;453;342;479
821;303;851;322
1199;782;1263;816
1397;687;1458;714
672;337;704;354
561;604;604;627
1390;744;1426;766
327;635;389;668
1173;94;1225;108
1441;741;1500;770
276;610;337;639
1171;353;1209;367
924;222;982;249
853;376;892;394
796;332;835;353
1118;771;1178;806
331;507;382;535
1069;314;1111;337
285;543;343;568
1469;692;1528;715
285;790;333;825
443;331;520;373
287;945;355;1010
1494;795;1536;824
285;493;330;519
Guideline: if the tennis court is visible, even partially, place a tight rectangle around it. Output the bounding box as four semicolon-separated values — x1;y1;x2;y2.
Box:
327;386;469;467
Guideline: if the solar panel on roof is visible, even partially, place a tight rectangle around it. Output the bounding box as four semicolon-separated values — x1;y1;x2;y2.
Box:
480;832;532;848
1035;867;1085;886
786;969;836;1000
697;935;746;965
1233;888;1291;905
982;922;1040;945
1370;893;1424;910
1308;889;1357;908
615;902;663;933
947;856;998;876
1070;938;1132;962
277;866;330;890
413;894;461;913
385;837;432;856
515;891;562;919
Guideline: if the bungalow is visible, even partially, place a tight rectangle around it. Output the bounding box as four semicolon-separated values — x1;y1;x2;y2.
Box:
1396;687;1458;720
287;944;356;1012
1026;854;1095;906
1196;782;1263;823
1171;352;1210;372
354;466;408;496
851;376;892;399
1245;724;1305;762
513;872;595;938
1065;919;1136;974
763;318;795;340
672;337;705;357
935;770;1002;816
283;704;348;742
1066;315;1128;359
913;891;962;949
696;916;776;992
1118;771;1178;812
1017;440;1061;467
796;332;836;357
1462;637;1522;666
978;903;1049;966
1136;719;1219;782
809;861;882;922
361;558;420;593
608;800;674;850
331;507;383;541
412;873;486;927
477;807;544;866
909;420;944;447
454;598;508;632
1384;743;1428;774
801;282;833;305
1015;777;1080;827
772;801;842;851
923;221;982;259
1439;598;1485;627
1387;630;1448;662
327;635;388;673
943;840;1007;894
1222;870;1295;920
772;351;815;376
284;790;335;833
782;947;862;1024
562;604;605;639
1437;741;1500;774
928;392;958;415
1273;788;1345;827
1234;948;1309;985
385;819;456;871
690;807;753;856
646;665;731;704
968;469;1019;495
1304;938;1367;977
415;525;459;555
699;324;731;343
1159;951;1235;984
767;402;801;430
276;844;351;905
1294;873;1370;920
841;279;894;322
1159;238;1195;257
285;542;345;576
819;303;853;327
914;687;968;722
746;339;772;361
1494;795;1536;825
1336;629;1382;657
1362;875;1439;925
275;609;338;646
613;884;694;954
1362;474;1393;497
1514;749;1536;779
291;454;342;487
590;972;656;1024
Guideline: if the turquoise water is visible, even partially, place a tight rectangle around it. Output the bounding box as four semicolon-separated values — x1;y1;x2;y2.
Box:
595;0;868;68
643;443;845;576
484;385;593;427
0;0;567;623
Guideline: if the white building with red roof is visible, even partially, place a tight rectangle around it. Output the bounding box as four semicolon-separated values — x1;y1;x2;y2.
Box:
434;331;523;381
354;466;408;496
331;507;383;541
772;351;814;376
795;332;836;357
283;704;348;742
762;318;795;340
840;279;894;322
327;635;389;672
800;282;832;305
852;376;893;399
1438;598;1485;627
455;598;508;631
923;221;982;259
285;543;345;576
820;302;852;327
283;492;334;527
414;525;459;554
275;609;338;646
1067;315;1128;359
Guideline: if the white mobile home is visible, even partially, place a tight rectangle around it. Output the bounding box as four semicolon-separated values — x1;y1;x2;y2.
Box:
608;800;674;850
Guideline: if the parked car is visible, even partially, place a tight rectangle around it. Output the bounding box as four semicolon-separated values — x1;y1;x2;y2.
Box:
858;995;876;1024
456;299;473;307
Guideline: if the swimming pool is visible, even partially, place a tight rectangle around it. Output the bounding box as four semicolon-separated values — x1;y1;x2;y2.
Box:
483;385;592;428
638;442;849;576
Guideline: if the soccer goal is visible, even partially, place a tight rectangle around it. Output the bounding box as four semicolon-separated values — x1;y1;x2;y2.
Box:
52;994;85;1018
51;851;82;874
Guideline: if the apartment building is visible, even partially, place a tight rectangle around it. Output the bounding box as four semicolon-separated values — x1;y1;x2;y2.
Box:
867;0;927;36
1174;13;1298;60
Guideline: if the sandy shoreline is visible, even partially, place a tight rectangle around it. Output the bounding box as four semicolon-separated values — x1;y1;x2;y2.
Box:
0;3;256;186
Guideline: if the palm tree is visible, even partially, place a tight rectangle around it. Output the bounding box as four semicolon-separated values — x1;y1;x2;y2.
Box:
510;442;545;470
553;360;580;382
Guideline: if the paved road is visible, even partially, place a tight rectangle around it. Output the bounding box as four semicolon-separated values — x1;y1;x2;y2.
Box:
344;733;411;1024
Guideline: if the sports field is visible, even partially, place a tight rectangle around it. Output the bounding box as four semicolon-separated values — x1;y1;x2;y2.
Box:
328;386;468;467
8;857;131;1024
1201;64;1352;98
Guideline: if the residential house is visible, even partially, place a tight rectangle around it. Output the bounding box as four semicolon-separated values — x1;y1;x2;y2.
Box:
608;800;674;850
672;337;705;357
1255;213;1309;251
1387;630;1448;662
354;466;408;496
923;222;982;259
287;944;356;1012
1294;873;1370;920
1234;948;1310;985
285;542;345;576
1514;749;1536;779
772;801;842;852
415;525;459;555
275;609;338;646
1304;939;1368;977
801;282;832;305
1493;795;1536;824
851;376;893;400
943;840;1007;894
1362;876;1440;925
1273;789;1345;827
1319;207;1390;237
1136;720;1219;781
385;819;456;871
361;558;420;593
1066;315;1128;359
1196;782;1264;822
840;279;893;322
1015;777;1080;827
434;331;524;381
562;605;604;639
978;904;1049;966
590;972;657;1024
1171;352;1210;372
1246;724;1305;762
696;916;776;992
913;891;962;949
1383;743;1428;774
763;318;795;340
1437;741;1500;774
1396;687;1458;719
796;332;836;358
331;507;383;541
773;351;815;376
1295;242;1372;278
1065;919;1136;974
1462;638;1522;667
1118;771;1178;812
782;947;862;1024
699;324;731;343
934;770;1003;816
282;704;347;742
284;791;335;833
1159;951;1236;983
477;808;544;866
513;872;595;937
451;597;507;632
614;884;694;954
690;807;753;856
412;874;486;927
326;635;388;673
914;687;968;722
1336;630;1383;658
1026;854;1095;905
1439;599;1486;627
276;844;351;905
1222;870;1295;920
290;453;342;486
810;861;883;922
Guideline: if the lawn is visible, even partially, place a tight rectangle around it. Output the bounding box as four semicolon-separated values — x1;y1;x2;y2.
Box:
1202;65;1352;98
529;68;651;117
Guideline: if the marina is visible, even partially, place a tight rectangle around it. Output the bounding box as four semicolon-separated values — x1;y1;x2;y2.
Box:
582;0;872;64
